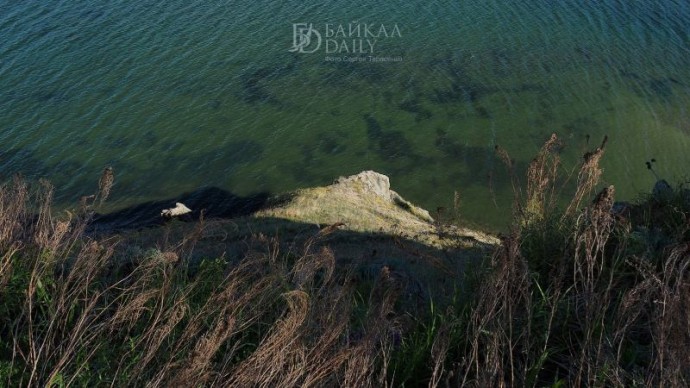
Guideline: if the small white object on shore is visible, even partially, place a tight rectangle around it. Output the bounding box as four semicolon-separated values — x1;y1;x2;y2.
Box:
161;202;192;217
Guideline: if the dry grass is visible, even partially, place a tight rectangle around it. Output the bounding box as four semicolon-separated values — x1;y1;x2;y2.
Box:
0;177;401;387
1;135;689;386
443;134;690;387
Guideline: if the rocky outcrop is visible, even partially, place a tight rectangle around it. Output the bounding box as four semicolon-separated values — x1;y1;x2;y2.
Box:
332;171;434;223
256;170;499;248
115;170;500;309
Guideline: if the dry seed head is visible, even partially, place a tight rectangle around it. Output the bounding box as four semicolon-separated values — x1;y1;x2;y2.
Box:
98;166;114;205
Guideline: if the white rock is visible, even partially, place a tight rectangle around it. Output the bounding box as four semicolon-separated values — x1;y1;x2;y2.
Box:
335;170;392;198
161;202;192;217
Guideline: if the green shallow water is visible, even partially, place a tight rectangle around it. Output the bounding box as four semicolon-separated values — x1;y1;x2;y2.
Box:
1;0;690;230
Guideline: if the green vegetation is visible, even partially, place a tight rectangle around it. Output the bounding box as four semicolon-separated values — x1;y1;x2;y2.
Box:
1;135;689;386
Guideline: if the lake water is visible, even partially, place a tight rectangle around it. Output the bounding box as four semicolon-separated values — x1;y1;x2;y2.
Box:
1;0;689;230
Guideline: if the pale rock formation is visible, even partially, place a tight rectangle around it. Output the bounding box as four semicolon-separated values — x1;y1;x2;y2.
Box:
161;202;192;217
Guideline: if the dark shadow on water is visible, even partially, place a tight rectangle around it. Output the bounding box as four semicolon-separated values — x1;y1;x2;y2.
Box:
0;148;83;185
1;142;267;218
88;187;286;234
0;148;49;178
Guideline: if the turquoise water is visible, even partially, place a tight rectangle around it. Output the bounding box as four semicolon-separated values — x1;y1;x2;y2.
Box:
1;1;690;230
